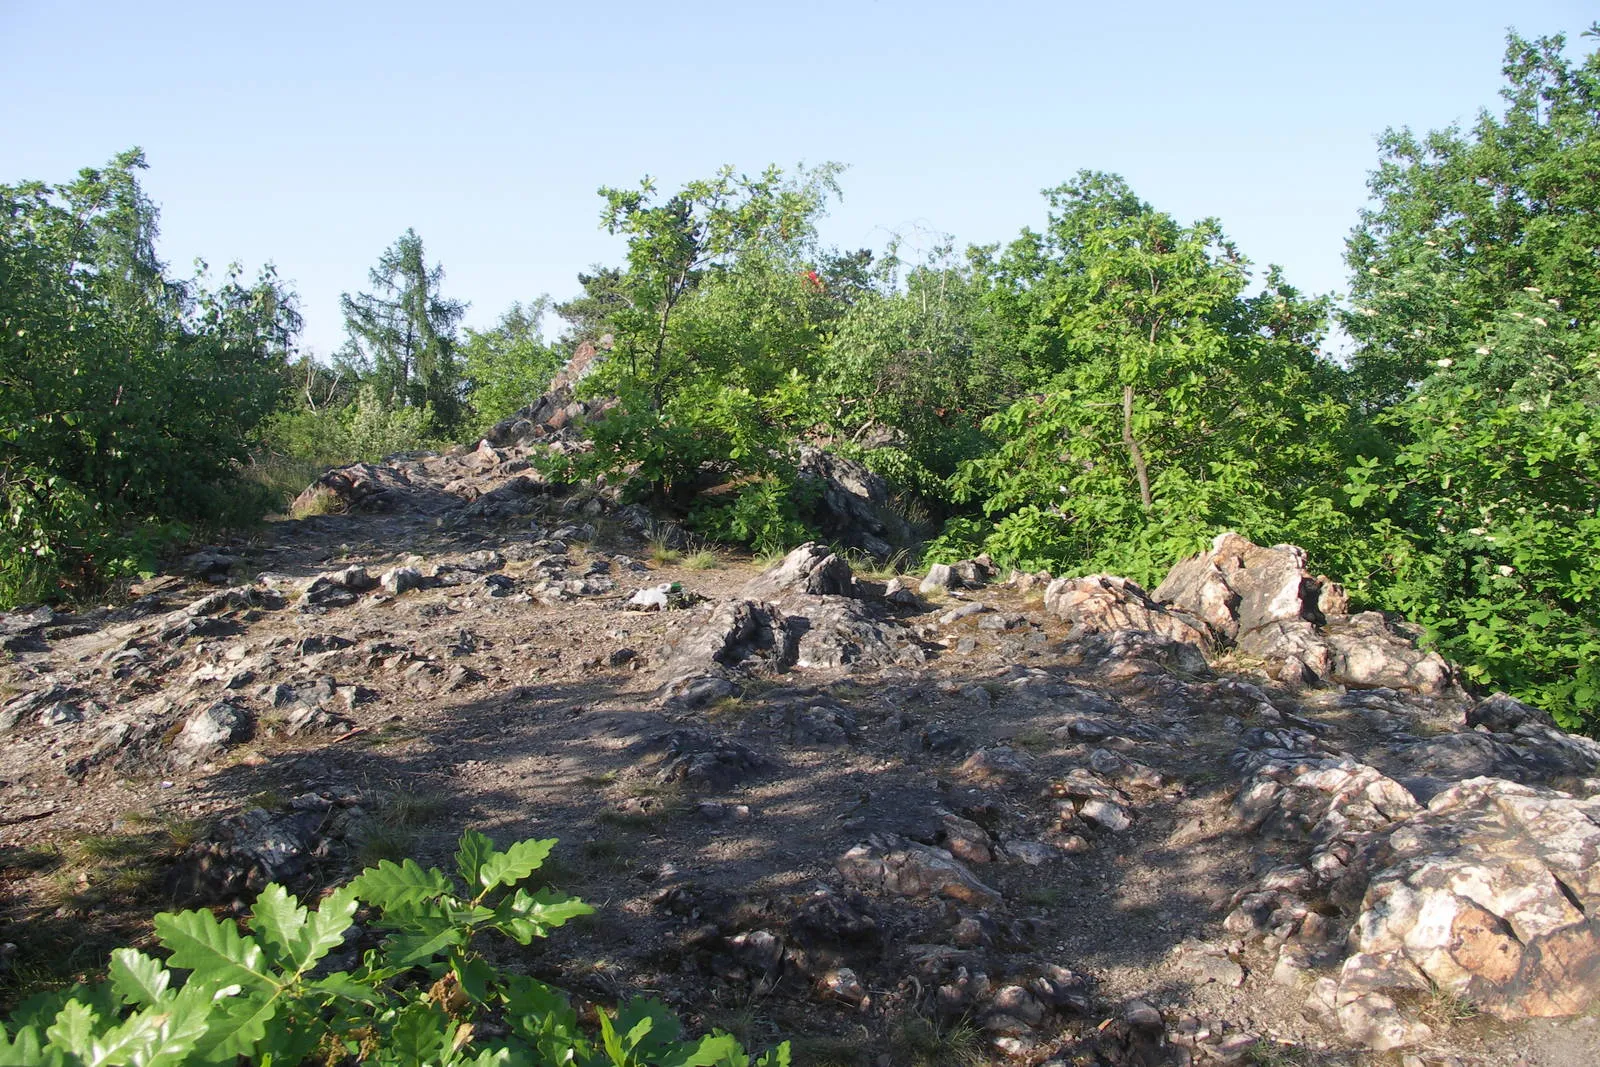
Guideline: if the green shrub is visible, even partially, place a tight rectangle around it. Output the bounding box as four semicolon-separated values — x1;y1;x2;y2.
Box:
1;831;788;1066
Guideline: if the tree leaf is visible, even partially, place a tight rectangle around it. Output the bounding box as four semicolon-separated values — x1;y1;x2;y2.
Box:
249;884;308;971
153;909;274;995
85;997;209;1067
108;948;170;1008
350;858;455;909
474;837;554;892
454;830;495;891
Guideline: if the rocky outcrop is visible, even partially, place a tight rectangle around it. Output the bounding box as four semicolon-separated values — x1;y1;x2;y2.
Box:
1044;574;1212;650
795;447;912;560
483;337;613;446
655;545;926;701
1152;532;1459;696
1345;778;1600;1020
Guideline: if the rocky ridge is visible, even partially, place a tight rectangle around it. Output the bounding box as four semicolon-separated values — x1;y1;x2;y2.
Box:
2;441;1598;1066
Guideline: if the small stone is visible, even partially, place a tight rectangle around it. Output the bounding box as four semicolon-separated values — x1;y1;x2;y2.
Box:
820;967;866;1005
991;985;1045;1025
1079;798;1132;833
1123;999;1163;1032
379;566;423;595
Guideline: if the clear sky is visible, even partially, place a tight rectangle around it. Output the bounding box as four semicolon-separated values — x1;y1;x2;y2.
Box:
2;1;1591;360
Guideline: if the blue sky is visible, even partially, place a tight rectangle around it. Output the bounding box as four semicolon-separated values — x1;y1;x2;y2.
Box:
2;1;1591;359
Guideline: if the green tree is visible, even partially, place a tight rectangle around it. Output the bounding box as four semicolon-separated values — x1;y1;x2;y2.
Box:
340;229;467;434
1345;25;1600;411
0;150;296;604
554;266;629;346
1346;298;1600;730
1338;26;1600;730
569;165;846;549
460;298;565;436
817;240;1009;495
943;173;1347;579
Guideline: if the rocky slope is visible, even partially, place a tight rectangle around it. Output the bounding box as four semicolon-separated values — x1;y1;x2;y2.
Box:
2;438;1598;1067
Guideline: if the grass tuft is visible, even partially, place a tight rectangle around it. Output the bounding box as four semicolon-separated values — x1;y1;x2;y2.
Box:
887;1012;984;1067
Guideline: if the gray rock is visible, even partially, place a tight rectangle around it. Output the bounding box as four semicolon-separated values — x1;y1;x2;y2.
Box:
794;446;912;559
1079;798;1132;833
741;542;854;600
837;834;1001;905
631;729;766;791
379;566;424;595
165;806;327;904
920;564;957;595
1468;692;1556;733
175;700;251;754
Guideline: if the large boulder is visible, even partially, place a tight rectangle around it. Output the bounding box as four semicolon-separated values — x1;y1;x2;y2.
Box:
1043;574;1211;649
1153;533;1456;695
795;447;912;560
1343;777;1600;1021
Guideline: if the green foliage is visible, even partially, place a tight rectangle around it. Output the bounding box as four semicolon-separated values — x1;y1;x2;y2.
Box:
1;832;787;1067
1337;27;1600;731
944;172;1349;584
258;384;438;474
689;477;817;555
0;150;296;606
1345;298;1600;729
340;228;467;436
460;299;564;437
571;165;845;551
1345;25;1600;411
817;241;1007;489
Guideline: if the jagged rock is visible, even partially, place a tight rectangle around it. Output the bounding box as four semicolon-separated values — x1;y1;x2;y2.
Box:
379;566;423;595
630;729;767;791
787;596;924;670
1045;574;1212;649
837;834;1002;905
786;704;858;746
741;542;854;600
165;806;328;904
292;462;420;514
174;700;252;757
180;548;238;580
300;566;375;609
939;812;994;864
881;577;922;607
1152;532;1457;696
1079;798;1133;833
939;602;990;626
297;633;354;656
2;685;78;732
1320;612;1455;695
1344;777;1600;1021
1384;725;1600;795
656;599;795;688
1154;533;1341;642
818;967;867;1005
1468;692;1556;733
794;446;912;559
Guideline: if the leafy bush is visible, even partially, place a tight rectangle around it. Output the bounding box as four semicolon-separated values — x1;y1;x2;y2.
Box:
1;831;787;1066
0;151;295;606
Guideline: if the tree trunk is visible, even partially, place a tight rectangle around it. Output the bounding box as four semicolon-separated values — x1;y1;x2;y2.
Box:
1122;384;1153;511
